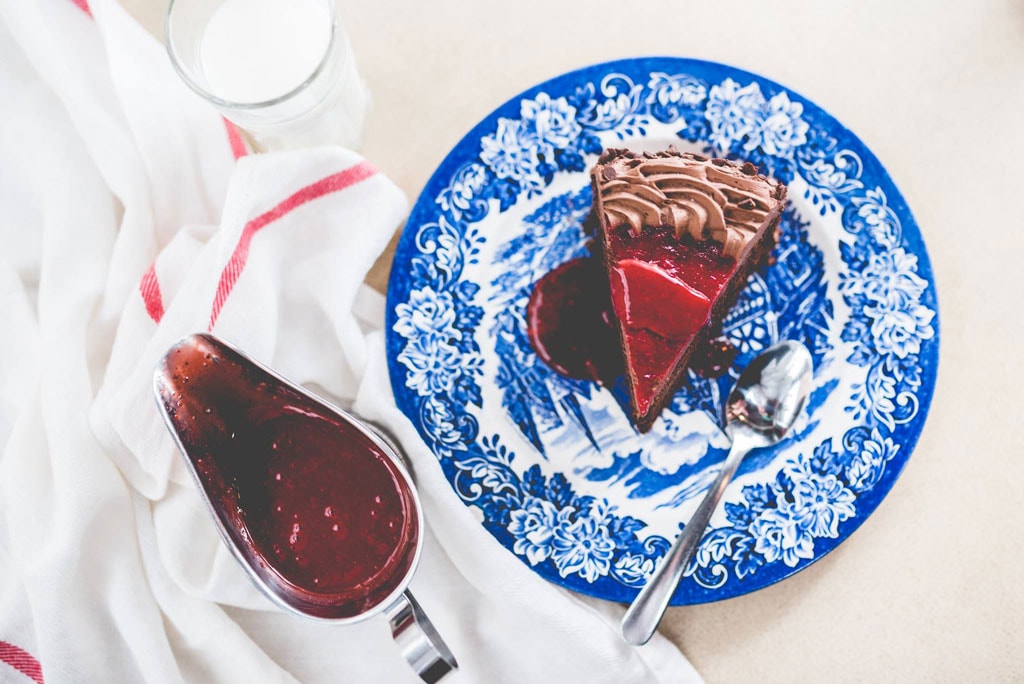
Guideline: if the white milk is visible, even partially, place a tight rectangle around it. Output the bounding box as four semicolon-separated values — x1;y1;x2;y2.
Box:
188;0;370;150
200;0;332;103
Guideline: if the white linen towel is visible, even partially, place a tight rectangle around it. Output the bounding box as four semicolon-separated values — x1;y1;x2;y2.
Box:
0;0;703;682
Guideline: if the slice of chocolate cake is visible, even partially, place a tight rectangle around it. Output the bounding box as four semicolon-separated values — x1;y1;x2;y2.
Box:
590;148;787;431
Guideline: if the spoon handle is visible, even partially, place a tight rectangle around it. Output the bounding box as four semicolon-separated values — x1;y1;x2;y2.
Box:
621;434;754;646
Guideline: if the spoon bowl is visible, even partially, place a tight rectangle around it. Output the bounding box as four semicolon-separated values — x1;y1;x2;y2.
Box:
620;340;813;645
724;340;814;447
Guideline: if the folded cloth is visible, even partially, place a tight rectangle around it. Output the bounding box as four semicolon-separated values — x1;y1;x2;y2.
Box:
0;0;704;682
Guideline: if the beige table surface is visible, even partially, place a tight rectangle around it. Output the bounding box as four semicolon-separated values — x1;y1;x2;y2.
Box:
122;0;1024;681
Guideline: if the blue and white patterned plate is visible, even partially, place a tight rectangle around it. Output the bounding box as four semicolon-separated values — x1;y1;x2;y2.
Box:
385;58;939;605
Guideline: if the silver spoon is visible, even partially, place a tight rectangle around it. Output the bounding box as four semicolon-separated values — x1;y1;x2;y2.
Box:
621;340;813;646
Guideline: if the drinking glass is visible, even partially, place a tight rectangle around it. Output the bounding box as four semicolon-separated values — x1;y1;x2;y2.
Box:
166;0;370;151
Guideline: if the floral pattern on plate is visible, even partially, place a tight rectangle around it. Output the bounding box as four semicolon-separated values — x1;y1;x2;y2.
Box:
385;58;938;604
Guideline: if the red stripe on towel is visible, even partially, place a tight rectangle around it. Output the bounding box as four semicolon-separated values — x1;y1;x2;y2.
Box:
70;0;92;17
208;160;378;330
139;263;165;323
222;118;249;159
0;641;44;684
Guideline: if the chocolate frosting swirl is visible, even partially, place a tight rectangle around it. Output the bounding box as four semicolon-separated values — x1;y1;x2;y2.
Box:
594;148;784;259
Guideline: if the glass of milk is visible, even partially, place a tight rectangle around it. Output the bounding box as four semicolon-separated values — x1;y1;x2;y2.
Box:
166;0;370;151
